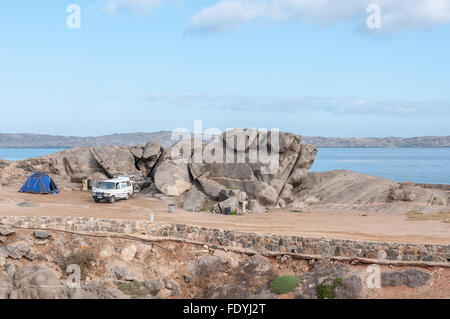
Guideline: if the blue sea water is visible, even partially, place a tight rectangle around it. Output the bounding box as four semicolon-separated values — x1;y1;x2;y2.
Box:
0;147;449;185
0;148;65;161
311;148;450;185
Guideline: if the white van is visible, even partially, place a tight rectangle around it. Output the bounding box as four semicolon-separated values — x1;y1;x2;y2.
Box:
92;177;134;203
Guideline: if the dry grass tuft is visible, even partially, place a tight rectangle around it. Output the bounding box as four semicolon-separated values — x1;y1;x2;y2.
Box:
59;249;96;278
407;210;450;223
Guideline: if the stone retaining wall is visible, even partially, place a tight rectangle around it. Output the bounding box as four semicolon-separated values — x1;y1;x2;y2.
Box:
1;216;449;263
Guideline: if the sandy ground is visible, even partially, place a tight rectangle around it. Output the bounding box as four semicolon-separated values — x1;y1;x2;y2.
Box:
0;187;448;244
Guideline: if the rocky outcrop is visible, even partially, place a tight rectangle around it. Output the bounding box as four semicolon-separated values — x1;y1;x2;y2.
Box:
150;130;318;206
0;160;10;170
187;130;317;209
0;141;166;190
292;170;396;206
291;169;449;209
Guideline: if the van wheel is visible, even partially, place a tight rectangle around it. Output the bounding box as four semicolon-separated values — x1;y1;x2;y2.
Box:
109;196;116;204
94;198;101;203
125;194;130;200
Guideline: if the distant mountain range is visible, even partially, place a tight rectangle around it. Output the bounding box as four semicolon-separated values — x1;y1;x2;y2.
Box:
0;132;449;148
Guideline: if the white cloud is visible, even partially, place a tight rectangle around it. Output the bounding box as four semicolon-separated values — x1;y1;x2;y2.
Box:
102;0;171;14
187;1;267;33
146;94;450;115
186;0;450;34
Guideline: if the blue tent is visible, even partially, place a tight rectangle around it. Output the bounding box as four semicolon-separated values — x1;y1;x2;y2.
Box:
19;172;59;194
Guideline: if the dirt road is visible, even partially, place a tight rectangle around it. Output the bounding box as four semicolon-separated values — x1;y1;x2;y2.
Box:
0;187;448;244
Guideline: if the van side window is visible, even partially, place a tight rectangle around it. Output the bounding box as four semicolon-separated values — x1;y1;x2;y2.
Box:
121;182;127;188
127;181;131;187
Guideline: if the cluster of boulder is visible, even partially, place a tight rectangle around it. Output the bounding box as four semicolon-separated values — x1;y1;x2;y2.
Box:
1;129;448;213
0;130;319;212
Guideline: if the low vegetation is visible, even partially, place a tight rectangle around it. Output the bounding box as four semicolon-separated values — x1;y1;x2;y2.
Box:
59;249;95;279
270;275;300;294
117;281;150;298
316;278;343;299
407;210;450;223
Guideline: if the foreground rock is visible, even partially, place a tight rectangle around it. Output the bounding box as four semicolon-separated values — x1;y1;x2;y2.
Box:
0;227;444;299
295;260;362;299
0;265;128;299
0;228;15;237
0;242;31;259
34;231;52;240
381;269;431;288
195;253;277;299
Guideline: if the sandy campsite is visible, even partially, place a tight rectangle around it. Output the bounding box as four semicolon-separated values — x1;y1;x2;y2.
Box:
0;186;448;245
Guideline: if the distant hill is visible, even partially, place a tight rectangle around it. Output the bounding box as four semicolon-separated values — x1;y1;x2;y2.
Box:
0;132;449;148
302;136;450;148
0;132;174;148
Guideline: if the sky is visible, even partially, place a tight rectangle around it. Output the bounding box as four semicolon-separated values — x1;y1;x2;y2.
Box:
0;0;450;137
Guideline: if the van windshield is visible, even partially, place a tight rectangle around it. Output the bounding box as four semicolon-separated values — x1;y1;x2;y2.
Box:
99;182;116;190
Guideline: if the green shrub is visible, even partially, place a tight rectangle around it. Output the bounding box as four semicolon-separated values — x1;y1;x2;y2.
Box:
230;211;237;215
117;281;150;298
316;277;343;299
270;275;300;294
316;284;335;299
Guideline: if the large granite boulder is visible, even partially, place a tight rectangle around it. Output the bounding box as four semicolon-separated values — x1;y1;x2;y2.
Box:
197;176;225;200
154;161;192;196
153;139;201;196
129;145;144;159
182;184;208;212
17;147;99;179
143;141;163;160
90;146;138;178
